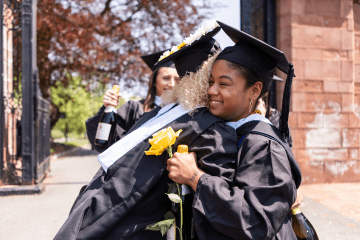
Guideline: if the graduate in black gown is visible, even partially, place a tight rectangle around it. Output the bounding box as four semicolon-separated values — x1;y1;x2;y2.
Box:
54;24;239;240
86;50;179;153
166;21;302;240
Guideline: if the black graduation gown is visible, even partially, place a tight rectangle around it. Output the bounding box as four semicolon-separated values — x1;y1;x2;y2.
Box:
86;100;145;153
192;121;302;240
54;106;238;240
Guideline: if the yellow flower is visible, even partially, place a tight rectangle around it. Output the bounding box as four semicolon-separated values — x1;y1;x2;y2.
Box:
145;127;182;156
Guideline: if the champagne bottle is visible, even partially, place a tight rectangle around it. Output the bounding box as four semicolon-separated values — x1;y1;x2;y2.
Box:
292;207;319;240
94;85;120;148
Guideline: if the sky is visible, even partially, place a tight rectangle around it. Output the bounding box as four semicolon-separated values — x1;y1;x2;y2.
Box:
208;0;240;49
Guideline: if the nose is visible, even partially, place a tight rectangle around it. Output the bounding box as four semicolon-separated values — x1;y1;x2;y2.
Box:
168;78;176;88
208;84;219;96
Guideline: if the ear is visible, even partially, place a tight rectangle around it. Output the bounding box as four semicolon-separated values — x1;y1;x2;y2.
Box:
250;81;262;99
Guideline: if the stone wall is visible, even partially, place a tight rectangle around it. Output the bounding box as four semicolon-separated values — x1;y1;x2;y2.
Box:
277;0;360;183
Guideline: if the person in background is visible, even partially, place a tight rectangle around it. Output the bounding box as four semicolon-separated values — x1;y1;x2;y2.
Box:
256;75;293;148
166;21;302;240
86;50;179;152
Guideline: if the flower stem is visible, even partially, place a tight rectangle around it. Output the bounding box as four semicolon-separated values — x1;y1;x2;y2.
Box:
166;145;183;240
176;183;183;240
167;146;173;158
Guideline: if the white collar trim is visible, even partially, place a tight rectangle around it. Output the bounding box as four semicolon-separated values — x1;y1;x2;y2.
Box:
155;95;162;106
226;114;272;130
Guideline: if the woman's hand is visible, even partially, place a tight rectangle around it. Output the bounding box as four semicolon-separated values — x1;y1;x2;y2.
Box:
291;188;303;209
166;152;204;191
103;89;121;107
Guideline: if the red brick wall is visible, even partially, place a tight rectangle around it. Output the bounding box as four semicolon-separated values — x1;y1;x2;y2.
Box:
277;0;360;183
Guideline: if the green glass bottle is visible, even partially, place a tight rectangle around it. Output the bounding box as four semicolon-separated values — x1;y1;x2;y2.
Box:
292;207;319;240
94;85;119;148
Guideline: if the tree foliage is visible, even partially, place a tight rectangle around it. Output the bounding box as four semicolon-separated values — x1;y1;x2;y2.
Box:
51;75;104;136
37;0;211;100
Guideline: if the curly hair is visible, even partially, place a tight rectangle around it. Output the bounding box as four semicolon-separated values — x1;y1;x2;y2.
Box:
161;50;221;111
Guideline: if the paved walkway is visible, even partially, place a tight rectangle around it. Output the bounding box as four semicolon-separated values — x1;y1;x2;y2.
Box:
0;147;100;240
0;146;359;239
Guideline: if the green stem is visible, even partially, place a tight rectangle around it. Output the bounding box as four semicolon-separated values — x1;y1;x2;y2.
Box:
167;146;183;240
167;146;173;158
176;183;183;240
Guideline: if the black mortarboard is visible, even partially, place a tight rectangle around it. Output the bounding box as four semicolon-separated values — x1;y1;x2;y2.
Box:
155;26;221;77
141;50;175;71
216;21;295;139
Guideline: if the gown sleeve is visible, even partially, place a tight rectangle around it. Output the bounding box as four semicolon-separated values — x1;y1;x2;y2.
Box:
85;101;144;153
192;134;297;240
115;100;144;139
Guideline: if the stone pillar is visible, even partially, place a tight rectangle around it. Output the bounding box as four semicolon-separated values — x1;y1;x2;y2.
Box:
277;0;360;183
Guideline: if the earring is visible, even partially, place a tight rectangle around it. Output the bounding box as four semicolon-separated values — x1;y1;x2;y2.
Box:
249;99;253;114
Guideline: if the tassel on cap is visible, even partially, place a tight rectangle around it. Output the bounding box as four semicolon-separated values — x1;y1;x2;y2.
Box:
280;63;295;139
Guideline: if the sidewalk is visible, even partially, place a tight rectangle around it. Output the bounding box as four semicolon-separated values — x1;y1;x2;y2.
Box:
300;183;360;239
0;147;359;239
0;146;100;240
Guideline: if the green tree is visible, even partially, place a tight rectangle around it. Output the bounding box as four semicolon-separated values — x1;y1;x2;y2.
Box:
51;75;105;137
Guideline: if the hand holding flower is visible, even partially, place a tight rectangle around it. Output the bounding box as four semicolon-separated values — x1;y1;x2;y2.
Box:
167;152;204;191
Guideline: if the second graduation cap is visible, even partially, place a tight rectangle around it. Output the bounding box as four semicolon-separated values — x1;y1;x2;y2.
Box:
141;50;175;71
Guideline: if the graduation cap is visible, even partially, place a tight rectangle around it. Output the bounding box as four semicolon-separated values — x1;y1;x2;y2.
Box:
155;23;221;77
216;21;295;139
141;50;175;71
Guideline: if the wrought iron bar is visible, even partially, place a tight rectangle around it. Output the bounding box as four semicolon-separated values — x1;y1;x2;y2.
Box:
21;0;35;184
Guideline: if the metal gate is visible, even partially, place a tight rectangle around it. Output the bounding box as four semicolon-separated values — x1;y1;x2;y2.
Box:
0;0;50;187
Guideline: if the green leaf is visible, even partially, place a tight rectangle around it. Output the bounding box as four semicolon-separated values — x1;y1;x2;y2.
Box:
167;193;182;203
146;219;175;236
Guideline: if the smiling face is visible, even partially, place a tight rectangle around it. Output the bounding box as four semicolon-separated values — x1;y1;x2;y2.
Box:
208;60;262;122
154;67;180;96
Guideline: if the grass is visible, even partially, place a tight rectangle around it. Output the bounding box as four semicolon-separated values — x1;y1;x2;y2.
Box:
51;129;87;140
65;138;90;147
51;129;89;148
51;129;64;139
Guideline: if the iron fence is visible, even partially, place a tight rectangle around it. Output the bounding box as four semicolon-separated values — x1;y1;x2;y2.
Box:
0;0;50;187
